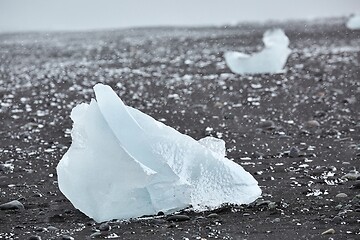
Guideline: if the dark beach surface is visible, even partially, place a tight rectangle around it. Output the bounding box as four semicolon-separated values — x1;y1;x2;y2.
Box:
0;18;359;239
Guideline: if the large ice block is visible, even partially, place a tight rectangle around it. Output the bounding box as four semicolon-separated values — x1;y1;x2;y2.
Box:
224;29;291;75
57;84;261;222
346;14;360;30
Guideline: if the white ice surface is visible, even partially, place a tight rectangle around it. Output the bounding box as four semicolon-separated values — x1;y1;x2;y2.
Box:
346;14;360;30
57;84;261;222
224;29;291;75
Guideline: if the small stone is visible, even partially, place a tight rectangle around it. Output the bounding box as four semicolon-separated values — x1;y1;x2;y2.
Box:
332;216;342;223
289;146;300;158
343;96;356;104
255;200;271;207
47;226;59;231
321;228;335;235
272;218;280;223
335;193;348;198
90;232;104;238
342;172;360;180
351;180;360;189
0;163;14;173
0;200;25;210
268;202;277;210
166;214;190;222
335;204;343;210
61;235;74;240
207;213;219;218
28;236;41;240
35;227;47;232
305;120;320;129
259;120;275;129
99;222;111;231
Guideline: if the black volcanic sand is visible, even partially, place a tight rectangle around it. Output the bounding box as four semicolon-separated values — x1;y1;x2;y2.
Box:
0;18;359;239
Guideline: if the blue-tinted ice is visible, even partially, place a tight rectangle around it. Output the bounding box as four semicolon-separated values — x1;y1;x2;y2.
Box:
224;29;291;75
346;14;360;30
57;84;261;222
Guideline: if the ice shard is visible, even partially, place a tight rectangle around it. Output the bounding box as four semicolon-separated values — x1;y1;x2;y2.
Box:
346;14;360;30
57;83;261;222
224;29;291;75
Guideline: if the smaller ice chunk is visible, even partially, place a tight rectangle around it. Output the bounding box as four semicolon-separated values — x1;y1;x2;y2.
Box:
346;14;360;30
224;29;291;75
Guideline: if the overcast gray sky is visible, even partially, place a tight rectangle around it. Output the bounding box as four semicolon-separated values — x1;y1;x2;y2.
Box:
0;0;359;32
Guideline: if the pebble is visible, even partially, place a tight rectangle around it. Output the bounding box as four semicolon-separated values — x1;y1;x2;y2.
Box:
272;218;280;223
255;200;271;207
258;120;275;129
332;216;342;223
268;202;277;210
207;213;219;218
0;200;25;210
166;214;190;222
35;227;47;232
335;193;348;198
99;222;111;231
61;235;74;240
47;226;59;231
0;163;14;173
289;146;300;158
335;204;342;210
351;180;360;189
321;228;335;235
89;232;104;238
342;172;360;180
305;120;320;128
28;236;41;240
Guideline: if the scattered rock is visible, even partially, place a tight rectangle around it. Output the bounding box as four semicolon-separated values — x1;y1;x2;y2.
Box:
305;120;320;129
28;236;41;240
332;216;342;223
61;235;74;240
321;228;335;235
343;96;356;104
166;214;190;222
0;200;25;210
258;120;275;130
89;232;104;238
289;146;300;158
335;204;343;210
0;163;14;173
335;193;348;198
268;202;277;210
351;180;360;189
47;226;59;231
207;213;219;218
342;171;360;180
35;227;47;232
99;222;111;231
272;218;281;223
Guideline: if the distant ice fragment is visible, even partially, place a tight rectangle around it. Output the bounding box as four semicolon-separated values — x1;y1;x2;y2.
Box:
57;84;261;222
346;14;360;30
224;29;291;75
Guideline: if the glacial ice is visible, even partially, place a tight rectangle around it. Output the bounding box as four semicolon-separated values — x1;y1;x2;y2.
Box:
57;83;261;222
224;29;291;75
346;14;360;30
